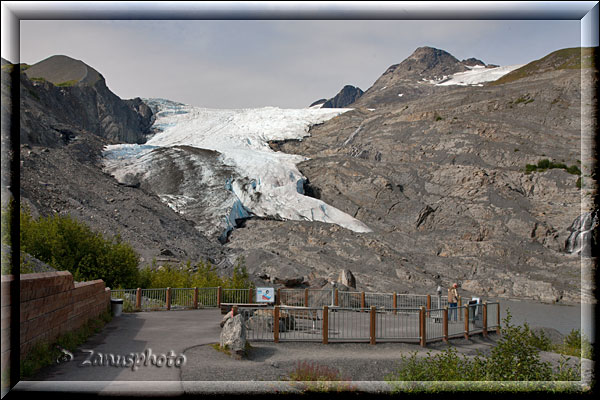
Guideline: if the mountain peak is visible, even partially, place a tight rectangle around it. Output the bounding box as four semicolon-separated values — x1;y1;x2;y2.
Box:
25;55;103;86
384;46;467;79
321;85;363;108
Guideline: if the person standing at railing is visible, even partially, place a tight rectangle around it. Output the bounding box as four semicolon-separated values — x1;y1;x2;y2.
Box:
448;283;459;321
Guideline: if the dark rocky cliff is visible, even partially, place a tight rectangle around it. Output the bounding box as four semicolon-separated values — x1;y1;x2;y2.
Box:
321;85;364;108
18;55;154;146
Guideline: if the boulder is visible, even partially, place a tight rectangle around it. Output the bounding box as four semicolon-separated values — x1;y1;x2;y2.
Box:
273;276;305;287
338;269;356;289
219;314;246;358
247;309;295;332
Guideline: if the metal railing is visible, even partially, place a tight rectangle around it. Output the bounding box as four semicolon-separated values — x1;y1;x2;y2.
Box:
109;288;500;347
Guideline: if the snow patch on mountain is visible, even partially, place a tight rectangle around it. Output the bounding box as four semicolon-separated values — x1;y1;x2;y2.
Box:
435;64;525;86
103;99;372;238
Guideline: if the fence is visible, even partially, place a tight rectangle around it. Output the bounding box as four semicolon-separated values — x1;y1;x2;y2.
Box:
232;302;500;347
109;287;499;347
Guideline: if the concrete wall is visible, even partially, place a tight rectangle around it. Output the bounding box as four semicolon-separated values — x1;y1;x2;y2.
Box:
1;271;110;370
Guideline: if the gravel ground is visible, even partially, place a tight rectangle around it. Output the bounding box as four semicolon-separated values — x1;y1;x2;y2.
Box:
180;334;592;383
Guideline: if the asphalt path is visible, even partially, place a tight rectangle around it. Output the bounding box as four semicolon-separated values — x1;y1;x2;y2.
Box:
13;300;593;395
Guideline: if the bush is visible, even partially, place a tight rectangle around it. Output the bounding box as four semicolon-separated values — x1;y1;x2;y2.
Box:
524;159;582;176
19;207;140;288
137;257;253;290
385;311;580;383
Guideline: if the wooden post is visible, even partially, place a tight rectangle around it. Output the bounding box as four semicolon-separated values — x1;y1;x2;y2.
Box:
166;287;171;310
193;287;198;309
483;302;488;337
334;289;339;306
393;292;397;315
276;288;281;306
249;287;254;304
464;305;469;339
323;306;329;344
274;306;280;343
370;306;376;345
426;294;431;317
361;291;365;311
443;307;448;343
304;288;309;307
458;296;462;321
136;288;141;310
217;286;222;308
419;306;426;347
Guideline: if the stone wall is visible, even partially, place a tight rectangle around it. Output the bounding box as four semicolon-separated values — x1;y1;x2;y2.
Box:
1;271;110;370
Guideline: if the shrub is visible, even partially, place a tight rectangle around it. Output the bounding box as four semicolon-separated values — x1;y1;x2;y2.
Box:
385;311;581;383
19;207;140;288
287;361;355;392
137;257;253;290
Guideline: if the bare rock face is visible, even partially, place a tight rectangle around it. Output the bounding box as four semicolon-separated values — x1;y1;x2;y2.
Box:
226;47;595;305
19;55;154;146
219;314;246;358
321;85;364;108
338;269;356;289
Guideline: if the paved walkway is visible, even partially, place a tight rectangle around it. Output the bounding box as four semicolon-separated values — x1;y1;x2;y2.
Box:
22;309;223;383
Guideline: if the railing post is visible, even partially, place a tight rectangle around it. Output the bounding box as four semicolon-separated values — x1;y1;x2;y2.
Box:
464;306;469;339
304;288;309;307
334;289;338;306
458;296;462;321
443;306;448;343
136;288;141;310
232;305;238;316
249;287;254;304
166;287;171;310
274;306;280;343
276;288;281;305
483;302;488;337
193;287;198;309
426;294;431;317
217;286;222;308
393;292;397;315
419;306;426;347
361;291;365;311
323;306;329;344
370;306;376;345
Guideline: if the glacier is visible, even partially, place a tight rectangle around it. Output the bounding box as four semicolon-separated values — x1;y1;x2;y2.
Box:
103;99;372;242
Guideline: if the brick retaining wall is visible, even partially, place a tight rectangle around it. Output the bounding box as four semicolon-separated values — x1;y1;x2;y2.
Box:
1;271;110;370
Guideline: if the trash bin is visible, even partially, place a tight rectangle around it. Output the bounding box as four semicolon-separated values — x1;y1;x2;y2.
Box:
111;298;123;317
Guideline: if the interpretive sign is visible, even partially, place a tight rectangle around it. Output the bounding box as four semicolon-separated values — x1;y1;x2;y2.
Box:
256;287;275;303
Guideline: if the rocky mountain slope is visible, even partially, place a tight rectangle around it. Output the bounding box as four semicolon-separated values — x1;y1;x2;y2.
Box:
226;47;597;304
19;55;154;146
319;85;364;108
4;47;597;303
2;57;227;268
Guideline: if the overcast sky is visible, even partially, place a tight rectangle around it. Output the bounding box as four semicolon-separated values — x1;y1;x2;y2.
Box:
19;18;583;109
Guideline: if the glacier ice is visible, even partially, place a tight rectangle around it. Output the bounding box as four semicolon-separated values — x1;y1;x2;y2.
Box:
102;99;372;240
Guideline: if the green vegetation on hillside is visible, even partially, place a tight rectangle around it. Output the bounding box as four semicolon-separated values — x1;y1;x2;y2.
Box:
19;206;140;288
56;79;78;87
491;47;596;86
525;159;581;175
2;203;253;290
